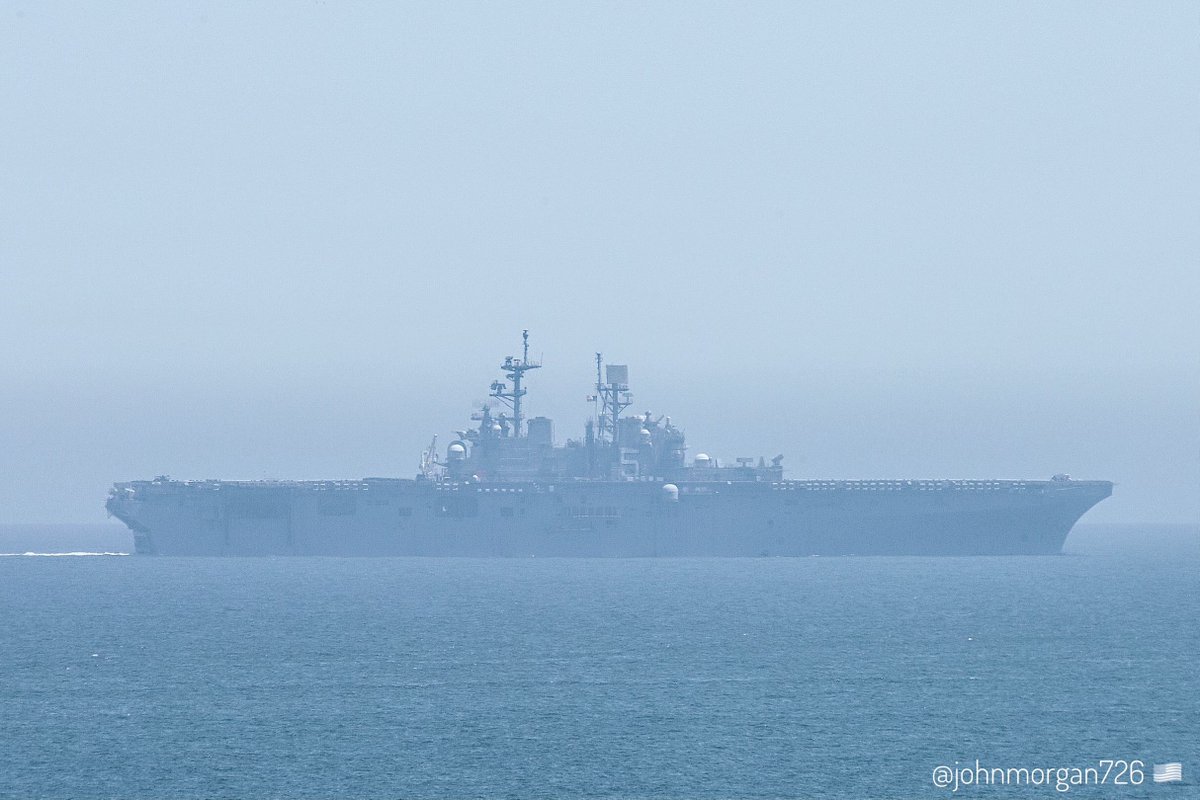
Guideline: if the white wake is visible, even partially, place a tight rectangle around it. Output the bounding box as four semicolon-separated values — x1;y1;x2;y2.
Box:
0;551;130;557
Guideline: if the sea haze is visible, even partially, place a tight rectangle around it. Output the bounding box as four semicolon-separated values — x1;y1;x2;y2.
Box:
0;524;1196;799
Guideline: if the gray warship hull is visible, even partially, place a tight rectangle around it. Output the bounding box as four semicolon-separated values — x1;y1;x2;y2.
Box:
106;333;1113;556
107;477;1112;557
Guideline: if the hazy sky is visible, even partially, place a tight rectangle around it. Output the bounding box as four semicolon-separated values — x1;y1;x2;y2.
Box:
1;2;1196;523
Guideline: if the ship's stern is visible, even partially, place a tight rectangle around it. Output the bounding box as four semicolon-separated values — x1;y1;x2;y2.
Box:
105;483;157;554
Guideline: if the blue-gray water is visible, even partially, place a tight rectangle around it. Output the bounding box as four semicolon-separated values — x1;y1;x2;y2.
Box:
1;524;1196;799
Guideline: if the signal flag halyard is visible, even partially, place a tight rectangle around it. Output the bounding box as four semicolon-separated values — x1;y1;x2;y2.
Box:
1153;762;1183;783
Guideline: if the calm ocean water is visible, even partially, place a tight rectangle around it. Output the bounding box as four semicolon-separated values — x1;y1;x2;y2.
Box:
1;524;1196;799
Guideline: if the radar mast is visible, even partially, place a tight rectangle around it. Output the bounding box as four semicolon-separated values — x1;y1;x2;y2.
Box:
489;329;541;438
593;354;632;445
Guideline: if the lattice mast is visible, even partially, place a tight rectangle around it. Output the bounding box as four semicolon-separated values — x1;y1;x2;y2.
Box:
592;354;632;445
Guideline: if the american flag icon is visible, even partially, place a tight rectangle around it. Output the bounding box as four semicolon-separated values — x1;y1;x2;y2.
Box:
1153;763;1183;783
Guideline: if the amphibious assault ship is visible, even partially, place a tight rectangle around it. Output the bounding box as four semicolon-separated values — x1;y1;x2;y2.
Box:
106;332;1112;556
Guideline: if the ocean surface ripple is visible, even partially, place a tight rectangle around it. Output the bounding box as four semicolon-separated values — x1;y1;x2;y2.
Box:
0;524;1195;799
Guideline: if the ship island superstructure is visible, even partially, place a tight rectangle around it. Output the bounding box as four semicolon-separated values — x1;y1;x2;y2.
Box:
107;332;1112;556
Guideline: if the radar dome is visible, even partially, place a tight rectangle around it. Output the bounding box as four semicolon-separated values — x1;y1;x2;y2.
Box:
694;453;711;466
